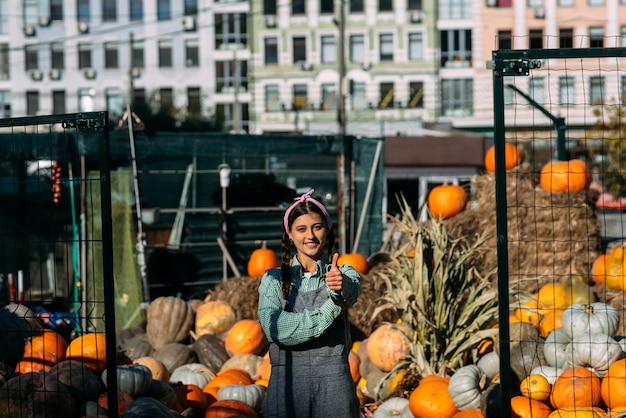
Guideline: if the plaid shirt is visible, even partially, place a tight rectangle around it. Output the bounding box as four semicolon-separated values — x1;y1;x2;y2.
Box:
257;256;361;347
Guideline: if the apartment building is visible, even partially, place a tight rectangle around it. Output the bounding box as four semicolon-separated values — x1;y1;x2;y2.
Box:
0;0;250;131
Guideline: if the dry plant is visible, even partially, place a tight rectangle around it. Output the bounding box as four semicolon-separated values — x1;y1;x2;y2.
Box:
372;196;499;377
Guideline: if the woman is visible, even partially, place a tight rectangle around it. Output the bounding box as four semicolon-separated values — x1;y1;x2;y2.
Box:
257;189;362;418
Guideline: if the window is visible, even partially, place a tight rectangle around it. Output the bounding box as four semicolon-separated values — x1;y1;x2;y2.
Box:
106;87;124;119
441;79;473;117
264;0;277;14
158;0;171;20
0;0;7;34
132;40;144;68
293;37;306;63
78;43;92;69
529;29;543;49
379;0;392;11
529;76;544;104
350;35;364;63
621;26;626;47
350;81;367;110
187;87;201;115
588;0;603;5
528;0;542;6
498;30;512;50
293;84;308;110
24;0;37;25
292;0;305;15
51;0;63;21
52;90;65;114
560;28;573;48
26;91;39;116
441;29;472;67
558;76;575;106
159;88;174;110
379;83;394;109
77;0;90;21
265;37;278;65
408;0;422;9
215;13;247;49
265;85;280;111
408;33;423;61
130;0;143;20
25;45;38;71
104;42;118;69
78;88;95;112
102;0;116;21
621;76;626;105
216;60;248;92
379;33;393;61
440;0;471;19
408;82;424;108
321;83;337;110
50;43;64;70
216;103;249;132
0;43;9;80
590;27;604;48
185;39;199;67
184;0;197;15
321;36;336;64
558;0;573;5
158;40;172;68
0;90;10;117
590;76;604;104
321;0;333;13
351;0;363;12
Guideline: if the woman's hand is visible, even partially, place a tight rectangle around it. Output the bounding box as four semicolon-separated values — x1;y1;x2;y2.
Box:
325;253;344;291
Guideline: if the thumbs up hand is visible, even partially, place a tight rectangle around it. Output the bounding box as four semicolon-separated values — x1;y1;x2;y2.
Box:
325;253;343;292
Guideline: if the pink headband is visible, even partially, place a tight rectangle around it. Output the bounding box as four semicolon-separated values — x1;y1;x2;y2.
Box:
283;189;333;232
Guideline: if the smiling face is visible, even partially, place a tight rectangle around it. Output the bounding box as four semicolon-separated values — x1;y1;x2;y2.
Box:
288;212;328;272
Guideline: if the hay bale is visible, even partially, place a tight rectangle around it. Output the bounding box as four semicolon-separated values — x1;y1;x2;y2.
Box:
445;164;601;294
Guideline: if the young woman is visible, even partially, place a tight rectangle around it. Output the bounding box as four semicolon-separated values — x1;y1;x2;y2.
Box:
257;189;362;418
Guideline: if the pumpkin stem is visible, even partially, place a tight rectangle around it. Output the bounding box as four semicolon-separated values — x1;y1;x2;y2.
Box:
189;330;198;341
478;372;488;391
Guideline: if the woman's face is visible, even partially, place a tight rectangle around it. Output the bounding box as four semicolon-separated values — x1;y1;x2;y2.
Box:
288;212;328;266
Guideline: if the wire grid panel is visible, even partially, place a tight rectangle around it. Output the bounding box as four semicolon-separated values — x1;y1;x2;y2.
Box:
490;48;626;415
0;112;118;417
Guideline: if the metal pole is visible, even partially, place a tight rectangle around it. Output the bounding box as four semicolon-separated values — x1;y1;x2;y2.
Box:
336;0;348;254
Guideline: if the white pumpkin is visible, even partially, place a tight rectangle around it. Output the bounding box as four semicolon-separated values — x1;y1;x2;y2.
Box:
218;384;265;411
529;365;564;385
373;397;412;418
448;365;488;411
566;333;624;378
169;363;215;387
476;351;499;380
544;329;572;369
561;302;620;339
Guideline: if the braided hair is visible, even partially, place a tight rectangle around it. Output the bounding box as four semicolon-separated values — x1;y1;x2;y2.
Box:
280;200;335;303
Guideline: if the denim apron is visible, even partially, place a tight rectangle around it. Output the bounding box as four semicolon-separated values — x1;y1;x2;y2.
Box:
262;281;360;418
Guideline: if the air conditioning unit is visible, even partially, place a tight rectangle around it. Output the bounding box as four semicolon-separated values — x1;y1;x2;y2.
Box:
182;16;196;31
486;0;497;6
265;15;277;28
131;67;141;78
29;69;43;81
409;10;424;23
49;68;61;80
38;16;50;27
77;21;89;34
533;6;545;18
82;67;96;79
300;61;313;71
23;24;36;37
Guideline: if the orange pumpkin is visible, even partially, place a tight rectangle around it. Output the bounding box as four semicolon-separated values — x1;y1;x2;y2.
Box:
205;399;257;418
510;395;551;418
224;319;268;356
203;368;254;396
133;356;170;382
97;391;134;415
540;159;591;193
484;143;522;173
174;383;209;415
259;352;271;381
15;351;58;374
65;332;108;372
337;253;369;275
452;409;484;418
427;184;468;220
247;241;280;278
366;323;411;372
550;366;601;409
348;351;361;383
220;353;264;381
601;358;626;409
408;377;459;418
27;330;68;361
